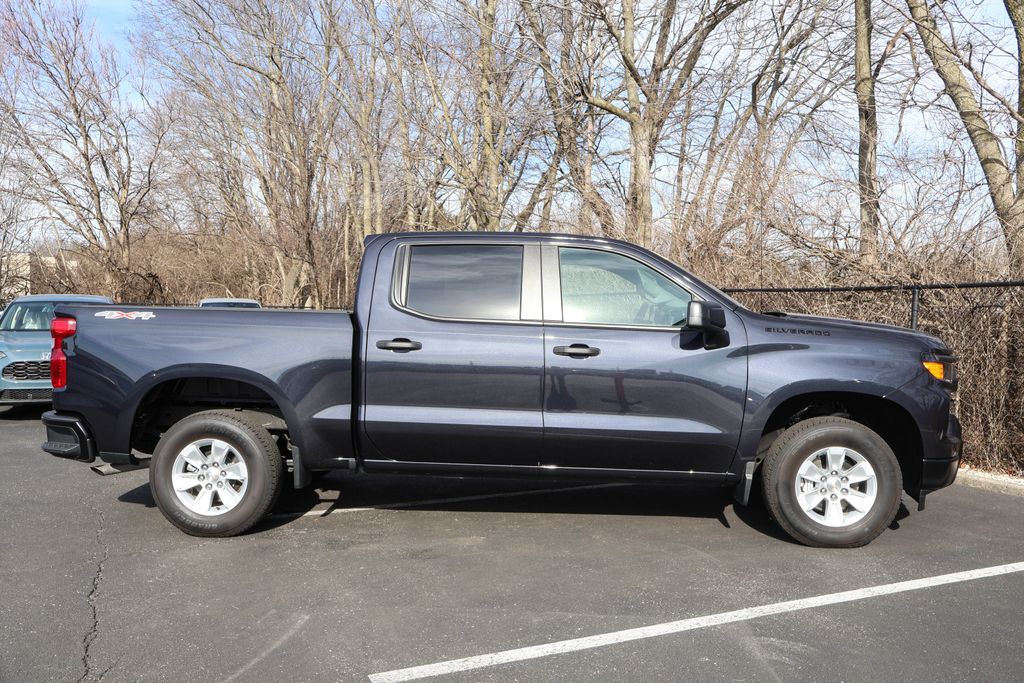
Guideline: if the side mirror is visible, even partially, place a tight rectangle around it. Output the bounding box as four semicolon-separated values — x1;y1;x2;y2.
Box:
686;300;729;349
687;300;727;330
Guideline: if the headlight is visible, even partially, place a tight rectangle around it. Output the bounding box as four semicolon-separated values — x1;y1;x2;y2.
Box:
922;361;945;380
922;352;957;391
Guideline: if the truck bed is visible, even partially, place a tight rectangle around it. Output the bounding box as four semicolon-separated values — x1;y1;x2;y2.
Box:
51;305;356;471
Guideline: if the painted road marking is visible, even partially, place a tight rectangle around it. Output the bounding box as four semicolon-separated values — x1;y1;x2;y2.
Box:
270;482;629;519
368;561;1024;682
221;613;309;683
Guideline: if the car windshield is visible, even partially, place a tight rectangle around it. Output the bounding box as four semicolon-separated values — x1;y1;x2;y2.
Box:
0;302;59;331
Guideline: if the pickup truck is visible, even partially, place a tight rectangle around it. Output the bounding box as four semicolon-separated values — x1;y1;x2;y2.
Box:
41;232;961;547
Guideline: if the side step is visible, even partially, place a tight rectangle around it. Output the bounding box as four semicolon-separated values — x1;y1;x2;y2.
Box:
90;461;150;476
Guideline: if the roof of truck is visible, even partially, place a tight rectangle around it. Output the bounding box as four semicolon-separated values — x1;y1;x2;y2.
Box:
8;294;113;304
363;230;630;247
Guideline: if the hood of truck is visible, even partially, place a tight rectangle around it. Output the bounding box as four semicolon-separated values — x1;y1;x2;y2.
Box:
757;311;949;352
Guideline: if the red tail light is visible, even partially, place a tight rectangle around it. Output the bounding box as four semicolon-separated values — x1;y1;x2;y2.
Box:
50;316;77;389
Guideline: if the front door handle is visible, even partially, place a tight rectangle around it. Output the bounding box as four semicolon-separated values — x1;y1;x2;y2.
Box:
376;338;422;352
553;343;600;358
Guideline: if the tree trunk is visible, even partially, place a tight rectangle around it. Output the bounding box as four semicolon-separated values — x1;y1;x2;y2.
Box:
627;121;655;247
856;0;880;264
473;0;501;231
1007;0;1024;195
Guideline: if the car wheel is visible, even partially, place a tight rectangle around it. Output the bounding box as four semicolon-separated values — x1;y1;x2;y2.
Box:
150;409;284;537
761;416;902;548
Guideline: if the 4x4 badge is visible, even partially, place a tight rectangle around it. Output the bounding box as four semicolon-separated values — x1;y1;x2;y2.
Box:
94;311;157;320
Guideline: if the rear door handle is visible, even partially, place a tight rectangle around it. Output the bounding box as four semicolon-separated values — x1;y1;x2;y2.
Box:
553;344;600;358
376;338;422;352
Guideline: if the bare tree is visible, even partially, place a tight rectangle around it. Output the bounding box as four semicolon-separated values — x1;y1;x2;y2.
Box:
0;175;30;303
142;0;351;306
582;0;750;246
0;106;30;301
519;1;620;236
0;0;169;299
904;0;1024;276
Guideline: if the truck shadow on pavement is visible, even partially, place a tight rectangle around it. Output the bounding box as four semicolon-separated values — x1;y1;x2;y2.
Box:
0;405;48;420
116;472;833;544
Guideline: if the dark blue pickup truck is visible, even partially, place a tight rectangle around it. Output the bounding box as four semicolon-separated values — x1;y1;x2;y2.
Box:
41;232;961;546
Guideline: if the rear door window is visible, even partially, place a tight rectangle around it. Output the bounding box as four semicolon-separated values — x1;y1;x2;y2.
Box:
403;245;524;321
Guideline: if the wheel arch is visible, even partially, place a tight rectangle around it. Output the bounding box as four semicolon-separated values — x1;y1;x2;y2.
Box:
743;389;923;498
119;365;304;459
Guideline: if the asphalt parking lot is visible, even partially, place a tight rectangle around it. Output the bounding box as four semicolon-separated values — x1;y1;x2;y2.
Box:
3;405;1023;682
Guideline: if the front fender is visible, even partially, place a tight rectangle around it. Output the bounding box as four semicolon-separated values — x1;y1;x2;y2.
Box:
731;378;914;472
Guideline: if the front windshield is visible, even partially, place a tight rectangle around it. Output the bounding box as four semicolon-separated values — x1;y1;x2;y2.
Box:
0;302;58;331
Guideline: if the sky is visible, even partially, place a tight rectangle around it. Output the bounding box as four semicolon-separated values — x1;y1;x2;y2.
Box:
83;0;134;45
85;0;1014;45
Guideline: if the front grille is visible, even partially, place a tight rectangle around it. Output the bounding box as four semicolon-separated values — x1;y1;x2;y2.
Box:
2;361;50;381
0;388;52;401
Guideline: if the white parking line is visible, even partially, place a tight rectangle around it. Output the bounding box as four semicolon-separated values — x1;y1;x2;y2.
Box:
221;613;309;683
270;482;629;519
368;561;1024;683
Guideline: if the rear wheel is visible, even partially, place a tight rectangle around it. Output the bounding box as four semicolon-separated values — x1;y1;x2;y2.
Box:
761;416;902;548
150;410;284;537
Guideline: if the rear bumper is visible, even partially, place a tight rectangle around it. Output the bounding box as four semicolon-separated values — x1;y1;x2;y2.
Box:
920;414;962;493
41;411;97;463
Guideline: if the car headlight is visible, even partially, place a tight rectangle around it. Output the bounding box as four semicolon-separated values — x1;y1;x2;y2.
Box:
922;351;957;392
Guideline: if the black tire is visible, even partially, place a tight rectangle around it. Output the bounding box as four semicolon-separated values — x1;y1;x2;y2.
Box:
150;409;284;537
761;416;902;548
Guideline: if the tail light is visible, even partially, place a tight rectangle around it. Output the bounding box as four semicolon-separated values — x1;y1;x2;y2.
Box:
50;316;77;389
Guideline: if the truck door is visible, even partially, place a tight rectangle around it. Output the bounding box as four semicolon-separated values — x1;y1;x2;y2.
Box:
540;245;746;474
361;239;544;467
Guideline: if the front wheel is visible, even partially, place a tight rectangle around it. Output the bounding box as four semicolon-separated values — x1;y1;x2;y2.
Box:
150;410;284;537
761;416;902;548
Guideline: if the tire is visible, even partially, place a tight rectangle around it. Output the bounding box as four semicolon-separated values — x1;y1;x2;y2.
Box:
150;409;284;537
761;416;902;548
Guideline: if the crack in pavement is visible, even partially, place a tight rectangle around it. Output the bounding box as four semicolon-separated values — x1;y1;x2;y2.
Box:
96;654;123;681
77;507;108;683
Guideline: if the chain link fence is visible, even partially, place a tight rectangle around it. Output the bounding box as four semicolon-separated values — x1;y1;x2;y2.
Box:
725;282;1024;475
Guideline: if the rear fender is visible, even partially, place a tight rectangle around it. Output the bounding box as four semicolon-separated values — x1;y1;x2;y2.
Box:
118;364;305;467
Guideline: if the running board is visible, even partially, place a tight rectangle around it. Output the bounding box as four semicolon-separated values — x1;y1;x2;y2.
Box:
90;461;150;476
